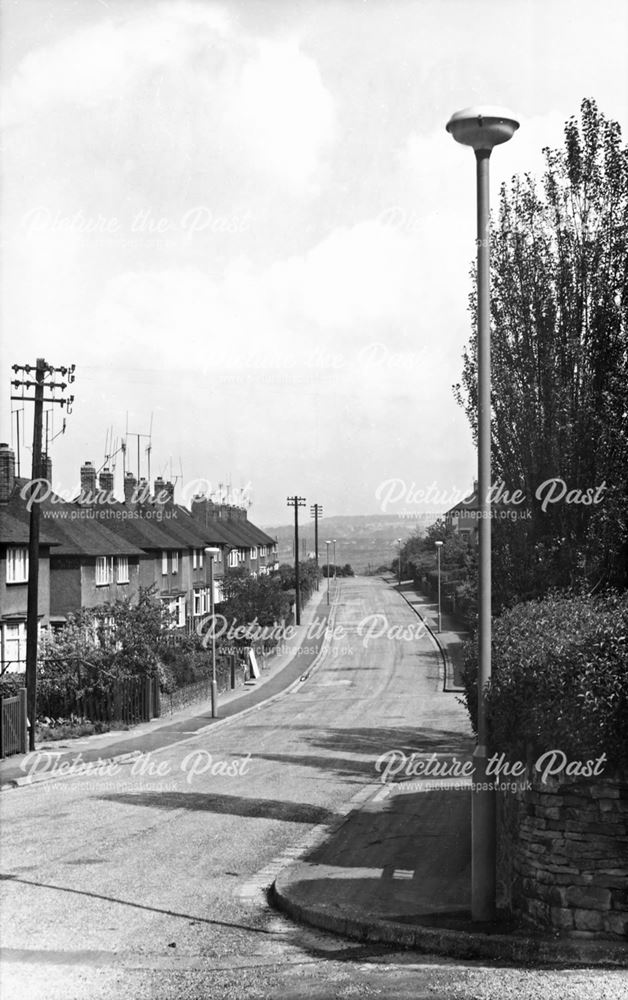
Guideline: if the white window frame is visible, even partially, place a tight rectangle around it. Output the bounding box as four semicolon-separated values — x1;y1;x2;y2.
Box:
172;551;179;574
228;549;238;568
2;622;27;670
96;555;113;586
116;556;129;584
6;547;28;584
161;551;168;575
198;548;204;569
251;546;258;560
192;549;197;570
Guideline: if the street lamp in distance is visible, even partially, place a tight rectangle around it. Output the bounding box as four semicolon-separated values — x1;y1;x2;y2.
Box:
325;540;331;606
435;540;444;633
446;104;519;924
204;547;222;718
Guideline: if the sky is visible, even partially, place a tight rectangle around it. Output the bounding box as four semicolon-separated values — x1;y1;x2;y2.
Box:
2;0;627;526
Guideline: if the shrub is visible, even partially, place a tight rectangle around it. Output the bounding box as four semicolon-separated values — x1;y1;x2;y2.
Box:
461;590;628;771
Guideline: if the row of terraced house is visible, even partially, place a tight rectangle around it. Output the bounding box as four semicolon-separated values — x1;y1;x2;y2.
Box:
0;443;278;672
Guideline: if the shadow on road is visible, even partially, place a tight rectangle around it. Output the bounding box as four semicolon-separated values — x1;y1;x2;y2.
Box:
97;790;335;825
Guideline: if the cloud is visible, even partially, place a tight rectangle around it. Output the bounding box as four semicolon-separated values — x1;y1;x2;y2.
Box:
2;3;334;194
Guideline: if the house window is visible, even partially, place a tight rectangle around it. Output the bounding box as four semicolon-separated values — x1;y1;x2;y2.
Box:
216;548;222;563
162;551;168;575
117;556;129;584
96;556;113;586
193;588;204;616
192;549;197;570
172;551;179;574
178;596;186;627
2;622;26;671
198;549;204;569
238;549;245;563
6;547;28;584
228;549;238;568
251;546;258;560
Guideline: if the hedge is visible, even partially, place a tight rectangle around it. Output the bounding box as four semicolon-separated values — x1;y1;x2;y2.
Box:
461;590;628;771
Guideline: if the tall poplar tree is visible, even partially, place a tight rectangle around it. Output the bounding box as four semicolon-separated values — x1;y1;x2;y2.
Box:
455;99;628;603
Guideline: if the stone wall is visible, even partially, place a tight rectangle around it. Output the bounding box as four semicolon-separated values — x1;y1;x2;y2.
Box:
497;773;628;939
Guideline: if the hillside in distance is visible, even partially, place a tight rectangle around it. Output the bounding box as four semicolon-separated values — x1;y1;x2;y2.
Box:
261;513;433;574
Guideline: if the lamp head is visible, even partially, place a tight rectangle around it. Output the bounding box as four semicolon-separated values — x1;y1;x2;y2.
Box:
446;105;519;151
204;546;221;557
435;540;444;548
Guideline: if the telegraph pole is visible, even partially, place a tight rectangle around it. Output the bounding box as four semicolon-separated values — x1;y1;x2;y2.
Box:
11;360;75;750
310;503;322;590
287;496;306;625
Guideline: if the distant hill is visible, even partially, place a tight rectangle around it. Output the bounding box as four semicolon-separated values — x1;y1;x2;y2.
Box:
261;513;433;574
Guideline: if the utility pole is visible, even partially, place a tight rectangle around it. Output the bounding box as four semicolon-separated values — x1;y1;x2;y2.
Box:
310;503;322;591
287;496;306;625
11;360;75;750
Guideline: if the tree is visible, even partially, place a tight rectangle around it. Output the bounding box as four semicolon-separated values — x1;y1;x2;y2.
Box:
220;568;291;627
455;99;628;604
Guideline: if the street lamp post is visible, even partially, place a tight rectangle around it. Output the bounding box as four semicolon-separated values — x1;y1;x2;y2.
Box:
447;106;519;922
325;540;331;606
205;547;221;718
332;539;336;581
397;537;402;587
435;540;443;633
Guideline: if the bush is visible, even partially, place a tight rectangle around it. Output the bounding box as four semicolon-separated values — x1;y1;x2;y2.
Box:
461;590;628;771
0;673;25;698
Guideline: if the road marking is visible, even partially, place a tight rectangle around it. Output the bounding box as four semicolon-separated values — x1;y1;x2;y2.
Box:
392;868;414;880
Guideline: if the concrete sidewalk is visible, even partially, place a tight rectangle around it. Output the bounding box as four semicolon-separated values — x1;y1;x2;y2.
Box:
273;776;627;967
389;576;469;690
0;582;338;790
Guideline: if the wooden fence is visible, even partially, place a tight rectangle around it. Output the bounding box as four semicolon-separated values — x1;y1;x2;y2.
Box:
38;675;161;728
0;688;27;758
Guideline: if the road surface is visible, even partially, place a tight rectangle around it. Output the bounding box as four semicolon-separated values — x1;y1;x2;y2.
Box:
1;578;625;999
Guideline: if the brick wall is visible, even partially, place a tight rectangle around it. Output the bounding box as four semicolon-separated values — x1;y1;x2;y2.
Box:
498;773;628;939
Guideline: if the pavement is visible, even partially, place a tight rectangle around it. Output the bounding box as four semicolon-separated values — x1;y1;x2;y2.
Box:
0;582;336;790
271;576;628;968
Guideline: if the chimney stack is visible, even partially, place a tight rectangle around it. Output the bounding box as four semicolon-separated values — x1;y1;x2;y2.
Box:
99;467;115;500
154;476;166;503
163;480;175;504
80;461;96;501
40;452;52;484
124;471;137;504
0;443;16;503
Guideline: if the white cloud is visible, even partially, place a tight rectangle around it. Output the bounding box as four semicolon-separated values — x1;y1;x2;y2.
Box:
2;3;334;193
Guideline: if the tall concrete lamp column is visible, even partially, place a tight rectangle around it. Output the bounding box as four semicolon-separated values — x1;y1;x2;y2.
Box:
446;106;519;922
435;540;443;633
205;547;221;718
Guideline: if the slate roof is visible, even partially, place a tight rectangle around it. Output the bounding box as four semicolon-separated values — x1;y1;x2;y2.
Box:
2;482;143;558
0;509;58;547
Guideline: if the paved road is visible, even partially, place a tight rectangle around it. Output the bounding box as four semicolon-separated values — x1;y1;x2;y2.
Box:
1;578;625;1000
